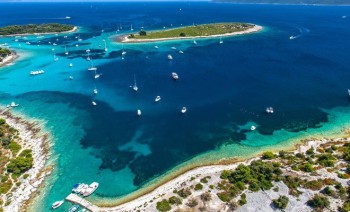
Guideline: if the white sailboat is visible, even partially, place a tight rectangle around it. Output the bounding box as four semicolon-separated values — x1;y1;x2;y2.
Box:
155;96;161;102
65;46;69;55
92;101;97;106
168;54;173;60
137;109;142;116
193;39;197;45
219;37;223;44
181;107;187;114
131;75;138;92
102;39;108;52
88;58;97;71
121;44;126;56
130;24;134;31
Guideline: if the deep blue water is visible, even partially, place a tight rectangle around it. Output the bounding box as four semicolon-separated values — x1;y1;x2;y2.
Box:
0;2;350;210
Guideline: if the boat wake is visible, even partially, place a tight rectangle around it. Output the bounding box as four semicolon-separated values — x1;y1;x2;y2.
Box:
289;25;310;40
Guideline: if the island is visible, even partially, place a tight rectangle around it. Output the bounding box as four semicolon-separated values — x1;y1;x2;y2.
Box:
0;47;16;67
118;23;262;43
0;23;76;36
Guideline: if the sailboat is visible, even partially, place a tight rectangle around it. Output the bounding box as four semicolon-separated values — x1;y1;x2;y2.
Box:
65;46;69;55
121;44;126;56
219;37;223;44
92;101;97;106
137;109;141;116
102;39;108;52
88;58;97;71
131;75;138;92
130;24;134;31
193;39;197;45
94;70;101;79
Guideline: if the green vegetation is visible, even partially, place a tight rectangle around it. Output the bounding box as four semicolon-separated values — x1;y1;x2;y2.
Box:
194;183;203;190
238;193;247;205
127;23;254;40
168;196;182;205
307;194;330;209
156;199;171;212
0;48;11;62
177;188;192;198
0;116;33;208
273;195;289;209
0;23;74;36
261;151;276;160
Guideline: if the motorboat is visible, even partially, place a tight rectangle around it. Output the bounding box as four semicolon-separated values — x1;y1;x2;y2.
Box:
69;63;73;67
69;76;73;80
131;75;138;92
154;46;159;49
167;54;173;60
178;50;184;54
266;107;274;114
93;88;98;94
30;70;45;76
250;125;256;131
92;101;97;106
171;47;176;50
6;102;19;108
155;96;161;102
172;72;179;80
137;109;142;116
69;204;80;212
52;200;64;209
94;74;101;79
181;107;187;114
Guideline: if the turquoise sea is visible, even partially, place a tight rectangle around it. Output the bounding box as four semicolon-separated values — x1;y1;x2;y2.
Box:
0;2;350;211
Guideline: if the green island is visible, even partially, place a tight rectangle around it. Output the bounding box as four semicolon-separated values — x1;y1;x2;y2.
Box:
123;23;259;42
0;48;11;63
0;118;33;210
0;23;75;36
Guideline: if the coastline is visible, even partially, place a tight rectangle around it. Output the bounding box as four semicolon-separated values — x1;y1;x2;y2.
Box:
0;26;78;38
0;51;18;68
116;24;262;43
60;129;350;211
0;107;51;212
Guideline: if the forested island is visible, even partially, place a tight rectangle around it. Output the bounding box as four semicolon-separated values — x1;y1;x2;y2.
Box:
119;23;261;43
0;23;75;36
212;0;350;5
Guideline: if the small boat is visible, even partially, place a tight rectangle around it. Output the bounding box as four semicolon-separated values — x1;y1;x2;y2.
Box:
86;56;91;61
289;36;296;40
94;74;101;79
53;43;57;46
52;200;64;209
172;72;179;80
86;49;91;53
102;39;108;52
65;46;69;55
30;70;45;76
130;24;134;31
154;46;159;49
82;182;99;197
54;57;59;62
69;63;73;67
168;54;173;60
193;40;197;45
155;96;161;102
250;125;256;131
181;107;187;114
266;107;274;114
131;75;138;92
171;47;176;50
137;109;142;116
178;50;184;54
219;37;223;44
65;16;71;19
69;204;80;212
26;42;31;45
122;51;126;56
93;88;98;94
75;44;79;47
6;102;19;108
92;101;97;106
348;89;350;97
88;67;97;71
69;76;73;80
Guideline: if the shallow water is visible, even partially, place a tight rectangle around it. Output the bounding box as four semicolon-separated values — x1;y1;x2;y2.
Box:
0;2;350;211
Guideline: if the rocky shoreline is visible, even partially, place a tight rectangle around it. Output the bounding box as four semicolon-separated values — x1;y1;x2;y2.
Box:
0;108;51;212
